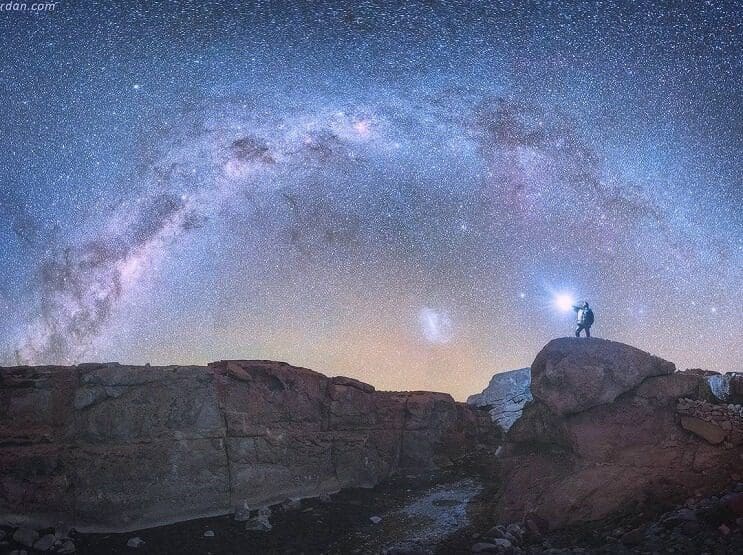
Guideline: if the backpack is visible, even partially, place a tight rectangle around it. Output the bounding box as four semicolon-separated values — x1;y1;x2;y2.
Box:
584;308;595;326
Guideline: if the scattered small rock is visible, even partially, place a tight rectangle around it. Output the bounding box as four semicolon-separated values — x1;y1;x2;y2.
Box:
620;527;644;545
370;515;383;524
33;534;56;552
126;536;145;548
12;528;38;548
485;525;506;539
506;523;524;539
57;539;76;554
662;508;697;528
234;503;251;521
245;507;272;532
471;542;499;553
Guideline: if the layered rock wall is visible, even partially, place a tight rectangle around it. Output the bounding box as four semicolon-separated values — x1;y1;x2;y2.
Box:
0;360;492;533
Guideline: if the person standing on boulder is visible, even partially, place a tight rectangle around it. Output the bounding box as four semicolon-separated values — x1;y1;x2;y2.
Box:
573;301;594;337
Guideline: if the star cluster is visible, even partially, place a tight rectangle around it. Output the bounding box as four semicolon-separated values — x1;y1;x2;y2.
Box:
0;0;740;399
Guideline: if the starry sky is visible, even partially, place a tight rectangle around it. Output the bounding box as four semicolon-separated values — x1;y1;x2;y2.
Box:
0;0;740;400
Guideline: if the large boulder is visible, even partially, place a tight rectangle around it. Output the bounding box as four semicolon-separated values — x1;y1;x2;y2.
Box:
531;338;675;416
495;338;742;530
0;360;496;532
467;367;531;431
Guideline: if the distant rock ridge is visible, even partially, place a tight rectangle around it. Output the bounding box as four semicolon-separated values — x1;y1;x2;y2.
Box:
495;338;743;530
0;359;496;533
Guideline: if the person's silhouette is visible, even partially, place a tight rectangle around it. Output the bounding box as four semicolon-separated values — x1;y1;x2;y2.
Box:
573;301;594;337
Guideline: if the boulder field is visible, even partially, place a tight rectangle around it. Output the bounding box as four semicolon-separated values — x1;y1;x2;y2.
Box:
0;360;495;533
493;337;743;530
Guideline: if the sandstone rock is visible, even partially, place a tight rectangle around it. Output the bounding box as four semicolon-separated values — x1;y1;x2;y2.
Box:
467;367;531;430
244;506;272;531
496;339;740;530
244;515;272;532
506;523;523;539
531;338;675;416
32;533;56;552
680;416;726;444
0;360;495;533
484;525;505;539
126;536;144;548
57;539;76;554
233;503;251;522
11;528;38;548
636;373;705;404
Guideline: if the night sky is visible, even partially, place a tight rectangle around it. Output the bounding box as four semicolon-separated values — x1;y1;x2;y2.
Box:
1;1;740;399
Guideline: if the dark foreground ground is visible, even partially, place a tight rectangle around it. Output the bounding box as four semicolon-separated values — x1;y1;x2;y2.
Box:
2;466;743;554
0;464;491;555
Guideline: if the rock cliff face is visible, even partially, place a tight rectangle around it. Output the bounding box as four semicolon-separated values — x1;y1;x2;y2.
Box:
467;367;531;431
0;360;493;533
495;338;743;530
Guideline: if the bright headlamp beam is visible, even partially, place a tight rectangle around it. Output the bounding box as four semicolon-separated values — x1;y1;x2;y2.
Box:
554;293;575;312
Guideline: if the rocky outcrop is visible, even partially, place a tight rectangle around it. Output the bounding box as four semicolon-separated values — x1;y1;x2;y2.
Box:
0;360;494;533
495;338;743;530
530;338;675;416
677;397;743;446
467;368;531;431
703;371;743;404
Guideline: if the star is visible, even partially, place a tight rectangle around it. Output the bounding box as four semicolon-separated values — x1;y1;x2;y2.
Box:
0;0;738;400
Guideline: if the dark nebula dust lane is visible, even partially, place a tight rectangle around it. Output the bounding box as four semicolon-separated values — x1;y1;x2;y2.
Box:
0;1;740;399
